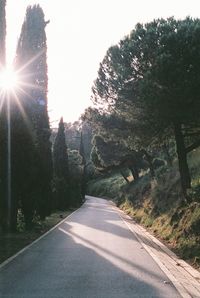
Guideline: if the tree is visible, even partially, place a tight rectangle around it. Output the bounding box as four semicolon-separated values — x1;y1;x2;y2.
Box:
0;4;54;229
16;5;52;220
81;121;93;162
65;121;81;151
132;18;200;195
68;149;83;206
53;118;69;179
91;17;200;197
53;117;69;210
83;107;155;179
91;135;145;181
79;131;87;199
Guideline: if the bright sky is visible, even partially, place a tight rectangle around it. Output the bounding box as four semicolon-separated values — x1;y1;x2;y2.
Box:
5;0;200;126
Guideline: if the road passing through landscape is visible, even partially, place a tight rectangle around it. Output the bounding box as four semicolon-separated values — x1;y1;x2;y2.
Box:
0;196;180;298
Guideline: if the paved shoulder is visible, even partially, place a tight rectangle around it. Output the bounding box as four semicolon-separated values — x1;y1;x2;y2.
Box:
115;205;200;298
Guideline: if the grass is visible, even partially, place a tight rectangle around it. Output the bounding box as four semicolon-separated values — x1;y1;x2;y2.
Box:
87;172;127;199
0;210;73;265
87;159;200;271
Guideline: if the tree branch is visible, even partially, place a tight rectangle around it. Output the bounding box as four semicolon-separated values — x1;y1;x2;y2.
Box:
186;139;200;153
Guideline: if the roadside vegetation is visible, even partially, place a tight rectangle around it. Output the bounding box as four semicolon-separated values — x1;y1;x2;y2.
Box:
0;210;73;264
84;17;200;271
1;1;200;272
0;3;90;263
87;148;200;270
0;4;90;234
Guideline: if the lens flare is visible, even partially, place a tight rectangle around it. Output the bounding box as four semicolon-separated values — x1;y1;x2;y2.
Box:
0;67;18;91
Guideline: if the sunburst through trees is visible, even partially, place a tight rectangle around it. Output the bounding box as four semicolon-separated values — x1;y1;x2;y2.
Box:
0;3;52;231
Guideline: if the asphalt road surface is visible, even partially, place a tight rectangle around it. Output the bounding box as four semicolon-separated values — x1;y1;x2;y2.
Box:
0;196;181;298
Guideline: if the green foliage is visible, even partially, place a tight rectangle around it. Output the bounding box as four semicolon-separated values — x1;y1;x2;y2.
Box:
0;209;72;264
0;109;8;230
86;16;200;268
0;5;53;231
53;117;70;210
64;120;93;200
68;149;83;206
87;172;127;199
53;120;88;209
81;121;93;162
188;148;200;180
52;177;70;210
16;5;52;225
53;118;69;179
90;133;147;182
68;149;82;177
91;17;200;195
120;174;151;205
88;156;200;268
65;121;80;151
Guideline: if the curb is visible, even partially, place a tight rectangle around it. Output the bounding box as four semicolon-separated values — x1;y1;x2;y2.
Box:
114;206;200;298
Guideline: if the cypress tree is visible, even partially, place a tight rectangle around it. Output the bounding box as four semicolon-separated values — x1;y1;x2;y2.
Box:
53;118;68;178
53;117;69;210
79;131;86;200
13;5;52;226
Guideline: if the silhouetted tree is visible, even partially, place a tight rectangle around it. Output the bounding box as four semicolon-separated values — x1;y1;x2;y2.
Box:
92;17;200;197
91;135;146;181
53;117;69;209
79;131;86;199
12;4;52;227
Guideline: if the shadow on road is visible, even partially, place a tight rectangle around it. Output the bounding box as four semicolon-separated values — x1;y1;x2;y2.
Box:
0;196;180;298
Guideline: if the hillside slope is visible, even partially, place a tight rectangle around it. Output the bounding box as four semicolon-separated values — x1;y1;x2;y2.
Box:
87;149;200;270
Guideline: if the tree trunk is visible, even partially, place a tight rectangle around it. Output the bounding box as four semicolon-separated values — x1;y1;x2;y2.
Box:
129;166;139;181
9;195;18;232
174;122;191;195
120;170;130;184
141;150;155;177
81;165;87;200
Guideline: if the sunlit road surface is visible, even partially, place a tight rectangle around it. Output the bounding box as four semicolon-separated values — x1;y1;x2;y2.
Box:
0;196;181;298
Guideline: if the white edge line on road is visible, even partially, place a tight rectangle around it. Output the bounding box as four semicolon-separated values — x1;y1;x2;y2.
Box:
117;211;192;298
0;206;82;270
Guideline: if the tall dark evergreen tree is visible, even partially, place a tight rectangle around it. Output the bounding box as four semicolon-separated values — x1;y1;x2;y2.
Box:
53;117;68;179
79;131;86;199
53;117;69;209
79;132;86;165
7;4;53;228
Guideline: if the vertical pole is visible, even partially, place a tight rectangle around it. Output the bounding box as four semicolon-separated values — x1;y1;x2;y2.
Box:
7;92;11;229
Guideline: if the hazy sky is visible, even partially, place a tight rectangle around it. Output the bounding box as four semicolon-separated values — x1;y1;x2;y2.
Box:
5;0;200;125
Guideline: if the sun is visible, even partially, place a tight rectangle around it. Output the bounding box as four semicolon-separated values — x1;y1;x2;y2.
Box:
0;67;19;91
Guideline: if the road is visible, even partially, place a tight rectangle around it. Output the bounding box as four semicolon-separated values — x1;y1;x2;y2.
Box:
0;196;180;298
